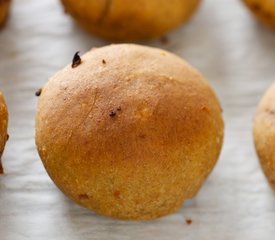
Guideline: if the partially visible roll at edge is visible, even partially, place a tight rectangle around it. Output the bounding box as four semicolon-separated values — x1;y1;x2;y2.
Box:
254;82;275;189
0;90;8;174
0;0;11;29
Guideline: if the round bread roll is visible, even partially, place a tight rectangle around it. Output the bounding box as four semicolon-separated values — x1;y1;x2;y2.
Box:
36;44;224;220
60;0;201;40
0;0;11;29
254;83;275;189
0;90;8;174
243;0;275;29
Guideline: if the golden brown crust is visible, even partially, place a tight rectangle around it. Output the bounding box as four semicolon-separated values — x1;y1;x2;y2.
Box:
36;44;224;220
0;0;11;29
0;90;8;174
60;0;201;40
243;0;275;29
254;82;275;189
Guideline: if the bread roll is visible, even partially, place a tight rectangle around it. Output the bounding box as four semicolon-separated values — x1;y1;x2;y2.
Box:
60;0;201;40
0;0;11;29
254;82;275;188
243;0;275;28
36;44;224;220
0;90;8;174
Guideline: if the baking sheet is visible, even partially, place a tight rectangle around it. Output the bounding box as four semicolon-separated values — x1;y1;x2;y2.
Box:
1;0;275;239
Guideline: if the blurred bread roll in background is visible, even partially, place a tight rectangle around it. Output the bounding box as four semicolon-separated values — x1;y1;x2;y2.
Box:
60;0;201;40
0;0;11;29
243;0;275;28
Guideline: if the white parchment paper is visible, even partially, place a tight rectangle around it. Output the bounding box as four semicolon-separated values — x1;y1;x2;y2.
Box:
0;0;275;239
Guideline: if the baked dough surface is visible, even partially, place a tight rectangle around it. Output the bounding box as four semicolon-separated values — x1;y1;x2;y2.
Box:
36;44;224;220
